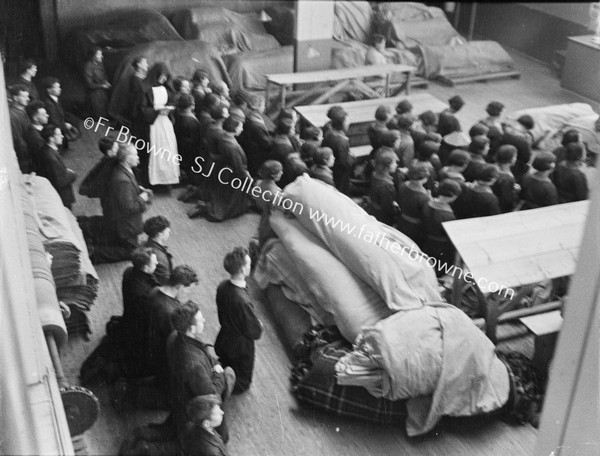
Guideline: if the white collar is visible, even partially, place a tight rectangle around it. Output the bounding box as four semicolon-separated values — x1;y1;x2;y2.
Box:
48;143;58;151
49;94;58;102
34;124;43;131
230;278;246;289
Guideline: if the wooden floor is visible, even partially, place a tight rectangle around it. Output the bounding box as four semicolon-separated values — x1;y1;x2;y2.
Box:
60;50;592;456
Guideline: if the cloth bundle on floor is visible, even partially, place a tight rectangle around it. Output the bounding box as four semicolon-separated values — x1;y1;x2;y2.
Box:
267;211;393;343
19;179;68;348
25;175;99;336
335;303;510;436
282;175;441;311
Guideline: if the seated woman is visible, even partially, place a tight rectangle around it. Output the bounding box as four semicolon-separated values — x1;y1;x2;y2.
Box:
422;179;462;276
457;164;501;219
491;145;519;213
397;164;431;248
300;125;323;168
321;106;353;195
368;105;392;156
310;147;335;187
479;101;505;132
521;152;558;210
551;142;589;203
269;117;296;165
367;147;398;227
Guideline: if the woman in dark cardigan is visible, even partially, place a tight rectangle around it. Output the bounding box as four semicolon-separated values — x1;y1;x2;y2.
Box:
321;106;353;195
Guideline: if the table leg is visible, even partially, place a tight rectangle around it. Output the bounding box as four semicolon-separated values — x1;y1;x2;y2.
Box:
385;74;390;97
265;81;271;113
281;85;287;110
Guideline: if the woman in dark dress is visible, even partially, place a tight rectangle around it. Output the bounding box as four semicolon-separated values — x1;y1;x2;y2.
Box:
422;179;462;276
521;152;558;210
240;95;272;178
321;106;353;195
83;47;111;118
214;247;263;394
368;147;398;226
269;117;296;165
173;93;201;181
461;164;501;219
551;143;589;203
491;145;519;213
253;160;283;247
397;164;431;248
202;116;249;222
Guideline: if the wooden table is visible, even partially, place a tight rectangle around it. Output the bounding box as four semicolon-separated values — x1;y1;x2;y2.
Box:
295;93;448;146
265;63;416;111
443;201;588;343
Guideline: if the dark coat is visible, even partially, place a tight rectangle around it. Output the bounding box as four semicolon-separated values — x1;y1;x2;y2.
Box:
492;169;518;213
239;111;271;177
9;105;32;173
173;112;201;173
322;129;353;194
145;288;180;384
84;60;110;118
310;165;335;187
79;156;117;199
102;164;147;240
24;125;45;172
551;163;589;203
143;239;173;286
41;95;66;131
120;266;160;357
168;333;225;415
36;145;76;207
521;174;558;209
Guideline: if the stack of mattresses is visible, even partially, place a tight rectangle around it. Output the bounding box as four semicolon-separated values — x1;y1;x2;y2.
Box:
25;175;99;337
19;179;68;348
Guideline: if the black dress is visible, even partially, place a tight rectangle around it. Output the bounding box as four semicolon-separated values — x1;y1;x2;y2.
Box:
397;183;430;247
422;201;457;276
368;173;396;226
551;162;589;203
322;129;353;195
173;111;201;177
520;174;558;209
214;281;262;393
36;145;76;208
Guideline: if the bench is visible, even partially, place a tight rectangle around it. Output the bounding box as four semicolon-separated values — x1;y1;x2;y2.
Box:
265;63;416;112
295;92;448;147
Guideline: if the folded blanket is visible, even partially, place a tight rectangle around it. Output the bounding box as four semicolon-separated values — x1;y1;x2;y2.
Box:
254;238;334;326
336;303;510;436
270;211;393;343
282;175;441;311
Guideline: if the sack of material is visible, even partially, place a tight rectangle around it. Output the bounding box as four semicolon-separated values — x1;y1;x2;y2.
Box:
282;175;441;311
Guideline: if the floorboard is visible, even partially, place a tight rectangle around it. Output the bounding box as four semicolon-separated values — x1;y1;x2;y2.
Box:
57;49;588;455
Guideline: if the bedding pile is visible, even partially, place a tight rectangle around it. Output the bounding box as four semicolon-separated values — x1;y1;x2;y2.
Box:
19;179;68;347
255;176;512;435
25;175;99;337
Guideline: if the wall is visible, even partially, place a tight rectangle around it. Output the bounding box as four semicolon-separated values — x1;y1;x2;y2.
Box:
470;3;590;63
56;0;291;40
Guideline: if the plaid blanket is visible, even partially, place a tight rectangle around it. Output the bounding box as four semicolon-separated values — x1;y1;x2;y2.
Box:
293;340;406;424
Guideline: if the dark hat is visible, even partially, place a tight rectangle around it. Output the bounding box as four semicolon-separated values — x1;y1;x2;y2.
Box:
517;114;535;131
448;95;465;112
417;140;440;160
469;123;489;138
448;149;470;167
532;151;556;171
469;135;490;155
374;105;392;121
407;163;430;180
396;113;415;130
477;164;499;182
326;105;348;123
437;179;462;197
380;129;400;147
186;394;221;423
486;101;505;117
395;99;413;115
495;144;517;164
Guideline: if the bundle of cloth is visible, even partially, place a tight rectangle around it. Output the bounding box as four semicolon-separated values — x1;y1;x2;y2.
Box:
331;1;517;81
256;176;527;435
506;102;599;152
169;6;281;55
19;179;68;348
25;175;99;337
